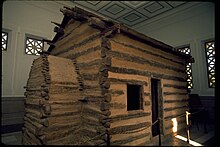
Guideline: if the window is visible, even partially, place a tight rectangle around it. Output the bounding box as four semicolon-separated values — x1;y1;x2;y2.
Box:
205;40;215;88
25;36;44;56
2;32;8;51
177;46;193;89
127;84;143;111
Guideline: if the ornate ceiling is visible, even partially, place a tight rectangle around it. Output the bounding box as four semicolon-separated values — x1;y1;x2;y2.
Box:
72;1;188;28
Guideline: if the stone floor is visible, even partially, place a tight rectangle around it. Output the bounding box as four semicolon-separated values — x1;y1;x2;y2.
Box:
1;122;215;146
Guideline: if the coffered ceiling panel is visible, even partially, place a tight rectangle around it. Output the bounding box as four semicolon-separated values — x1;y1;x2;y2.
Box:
73;1;189;28
98;1;132;19
136;1;172;18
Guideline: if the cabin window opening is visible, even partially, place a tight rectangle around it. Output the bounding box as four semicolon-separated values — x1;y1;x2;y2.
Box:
25;35;44;56
176;45;193;89
127;84;142;111
204;40;215;88
2;32;8;51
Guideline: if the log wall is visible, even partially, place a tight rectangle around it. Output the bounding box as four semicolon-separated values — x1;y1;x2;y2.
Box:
107;33;189;145
50;20;111;145
22;55;82;145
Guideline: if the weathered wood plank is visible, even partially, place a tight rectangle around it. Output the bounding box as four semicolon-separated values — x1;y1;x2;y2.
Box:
110;112;151;123
54;32;101;56
163;87;188;93
163;94;188;101
111;131;150;145
163;92;187;95
110;50;185;73
109;122;151;135
110;114;150;129
58;38;101;58
108;71;149;84
109;66;186;82
162;79;187;87
53;23;99;54
111;57;186;79
111;34;186;64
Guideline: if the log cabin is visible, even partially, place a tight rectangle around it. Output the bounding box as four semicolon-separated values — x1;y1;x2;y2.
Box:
22;6;194;145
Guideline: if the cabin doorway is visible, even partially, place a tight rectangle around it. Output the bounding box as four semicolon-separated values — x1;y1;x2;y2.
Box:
151;78;162;137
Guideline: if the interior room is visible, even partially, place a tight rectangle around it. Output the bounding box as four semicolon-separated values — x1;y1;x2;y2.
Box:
2;1;215;146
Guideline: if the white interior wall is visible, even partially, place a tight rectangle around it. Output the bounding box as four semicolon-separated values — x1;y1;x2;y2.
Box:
136;2;215;96
2;1;75;97
2;1;75;125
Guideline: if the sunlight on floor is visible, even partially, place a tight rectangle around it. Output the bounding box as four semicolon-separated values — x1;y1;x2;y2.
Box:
175;135;203;146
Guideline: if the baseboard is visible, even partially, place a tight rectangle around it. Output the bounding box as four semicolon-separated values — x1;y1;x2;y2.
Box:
1;124;24;134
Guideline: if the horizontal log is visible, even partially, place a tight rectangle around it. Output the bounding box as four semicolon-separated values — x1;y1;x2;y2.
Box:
110;102;126;109
164;112;187;120
109;66;185;82
43;125;79;142
77;59;102;68
111;36;185;65
24;98;42;106
57;35;101;59
164;99;188;103
25;108;43;118
110;90;124;95
111;132;150;145
59;20;81;40
82;106;108;121
110;50;185;73
82;73;99;81
123;134;150;146
109;122;151;135
111;112;151;123
26;113;49;127
110;39;185;71
49;110;80;117
54;32;100;56
67;46;101;62
81;115;101;127
164;105;188;112
163;84;187;89
136;140;151;146
163;92;188;95
111;56;186;80
46;134;76;145
24;120;41;136
109;78;146;85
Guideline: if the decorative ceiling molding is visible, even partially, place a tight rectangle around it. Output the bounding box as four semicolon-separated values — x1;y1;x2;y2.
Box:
72;1;201;29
